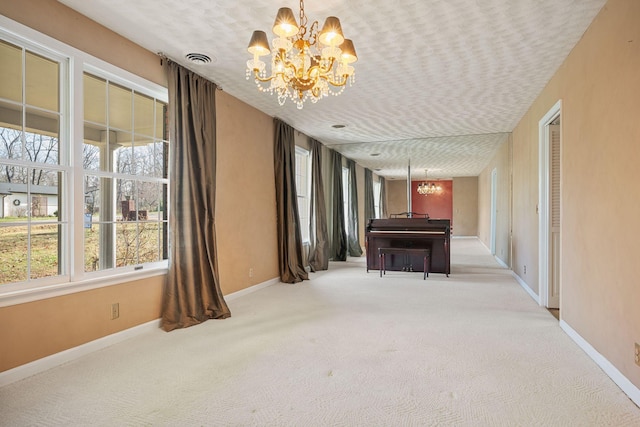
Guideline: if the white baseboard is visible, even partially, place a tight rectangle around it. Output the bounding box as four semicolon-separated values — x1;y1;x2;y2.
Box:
0;277;281;387
511;271;541;305
495;256;508;269
225;277;280;301
560;320;640;407
0;319;161;387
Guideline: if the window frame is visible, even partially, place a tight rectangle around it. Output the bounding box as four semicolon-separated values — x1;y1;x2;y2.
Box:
294;146;310;244
373;180;381;219
0;16;168;307
342;166;349;235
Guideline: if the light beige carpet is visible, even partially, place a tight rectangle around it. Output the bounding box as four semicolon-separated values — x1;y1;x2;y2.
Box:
1;238;639;426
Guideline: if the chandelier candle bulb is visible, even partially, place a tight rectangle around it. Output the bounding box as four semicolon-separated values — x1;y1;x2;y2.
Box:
272;8;299;37
417;169;443;196
246;0;357;108
318;17;344;47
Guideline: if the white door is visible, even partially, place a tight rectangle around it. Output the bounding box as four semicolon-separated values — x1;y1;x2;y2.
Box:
539;101;561;310
548;124;561;308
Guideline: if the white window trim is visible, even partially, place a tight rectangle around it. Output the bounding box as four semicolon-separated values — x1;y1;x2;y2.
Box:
295;146;310;244
0;16;169;307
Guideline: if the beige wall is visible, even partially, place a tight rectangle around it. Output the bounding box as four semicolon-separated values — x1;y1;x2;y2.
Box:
386;179;408;216
452;177;479;237
478;136;512;266
0;277;163;372
215;91;279;294
505;0;640;387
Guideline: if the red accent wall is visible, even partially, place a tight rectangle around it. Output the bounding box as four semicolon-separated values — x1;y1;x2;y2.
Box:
411;180;453;225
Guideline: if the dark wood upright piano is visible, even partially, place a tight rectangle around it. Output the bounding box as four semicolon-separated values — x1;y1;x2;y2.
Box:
365;218;451;276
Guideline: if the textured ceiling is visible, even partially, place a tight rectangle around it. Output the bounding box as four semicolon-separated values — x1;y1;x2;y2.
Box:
57;0;606;179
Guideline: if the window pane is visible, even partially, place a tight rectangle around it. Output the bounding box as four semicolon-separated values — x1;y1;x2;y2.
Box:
132;137;154;175
155;101;166;140
138;222;159;263
30;169;60;221
25;51;59;112
0;40;22;102
137;181;158;220
0;225;28;283
0;164;28;217
147;141;164;178
84;73;106;125
25;108;59;165
30;223;61;278
134;92;154;137
84;174;100;221
116;222;138;266
113;142;133;175
82;134;102;171
86;222;116;272
117;178;136;221
0;116;23;161
108;82;132;131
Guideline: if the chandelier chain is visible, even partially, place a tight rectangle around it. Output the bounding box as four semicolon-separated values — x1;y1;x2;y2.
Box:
299;0;307;29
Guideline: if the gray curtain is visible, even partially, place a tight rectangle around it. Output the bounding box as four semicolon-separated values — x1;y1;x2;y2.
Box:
274;119;309;283
161;60;231;332
329;149;347;261
380;176;388;218
364;168;375;225
347;159;363;256
307;138;329;271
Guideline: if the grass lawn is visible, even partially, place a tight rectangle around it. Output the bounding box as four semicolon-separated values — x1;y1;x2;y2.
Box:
1;218;163;284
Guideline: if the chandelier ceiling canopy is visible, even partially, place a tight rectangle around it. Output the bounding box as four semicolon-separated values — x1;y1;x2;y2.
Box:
246;0;357;109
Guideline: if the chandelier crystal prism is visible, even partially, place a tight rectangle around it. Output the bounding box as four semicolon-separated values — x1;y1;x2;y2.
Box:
246;0;357;109
417;170;442;195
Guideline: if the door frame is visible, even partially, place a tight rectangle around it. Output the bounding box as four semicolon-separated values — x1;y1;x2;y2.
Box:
490;168;497;255
538;100;561;307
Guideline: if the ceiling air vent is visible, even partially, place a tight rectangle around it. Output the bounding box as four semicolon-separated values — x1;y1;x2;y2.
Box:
185;53;212;65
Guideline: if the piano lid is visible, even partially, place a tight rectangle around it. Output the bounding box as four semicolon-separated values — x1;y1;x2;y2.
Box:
366;217;450;232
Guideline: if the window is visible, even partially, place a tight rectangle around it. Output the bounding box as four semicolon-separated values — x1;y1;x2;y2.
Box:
0;25;168;298
0;39;66;285
295;146;310;243
83;73;168;271
342;166;349;235
374;181;381;219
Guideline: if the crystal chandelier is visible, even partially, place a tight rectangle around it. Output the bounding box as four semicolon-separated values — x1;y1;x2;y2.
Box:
417;170;442;195
246;0;357;109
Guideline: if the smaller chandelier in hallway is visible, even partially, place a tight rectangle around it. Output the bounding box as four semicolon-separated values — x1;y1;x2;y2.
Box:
417;170;442;195
246;0;357;109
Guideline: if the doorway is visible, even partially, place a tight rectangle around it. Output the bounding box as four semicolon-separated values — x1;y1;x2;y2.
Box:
490;168;497;255
539;101;562;311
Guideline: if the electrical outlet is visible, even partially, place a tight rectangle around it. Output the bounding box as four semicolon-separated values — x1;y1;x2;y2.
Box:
635;343;640;367
111;303;119;320
249;268;254;278
524;265;527;274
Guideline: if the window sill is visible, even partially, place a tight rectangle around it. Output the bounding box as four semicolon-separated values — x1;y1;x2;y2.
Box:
0;267;168;308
